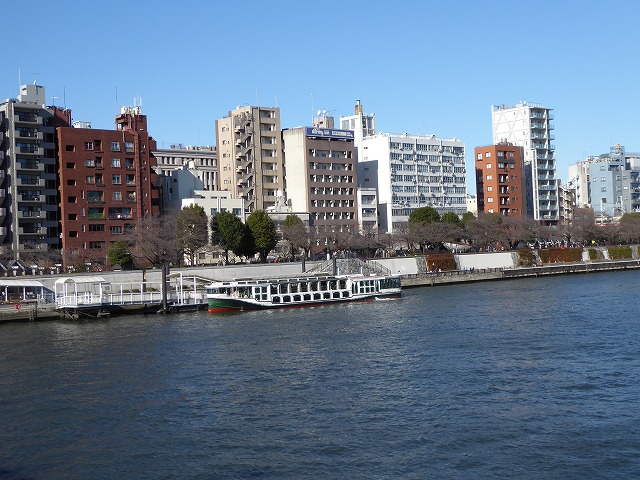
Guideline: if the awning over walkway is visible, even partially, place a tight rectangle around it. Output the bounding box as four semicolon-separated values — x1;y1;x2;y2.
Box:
54;276;106;285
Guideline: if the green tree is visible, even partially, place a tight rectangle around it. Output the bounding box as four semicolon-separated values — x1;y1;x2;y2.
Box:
216;211;246;263
107;241;131;269
408;206;441;225
176;204;209;266
246;210;277;262
441;211;462;226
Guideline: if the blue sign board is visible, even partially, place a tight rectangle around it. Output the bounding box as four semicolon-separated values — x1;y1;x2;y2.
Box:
305;127;354;140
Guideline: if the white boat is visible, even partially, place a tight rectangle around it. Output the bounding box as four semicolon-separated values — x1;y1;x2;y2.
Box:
206;274;401;313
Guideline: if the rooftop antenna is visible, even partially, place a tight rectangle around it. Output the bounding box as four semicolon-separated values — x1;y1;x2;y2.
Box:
63;86;66;110
51;96;58;107
115;86;119;112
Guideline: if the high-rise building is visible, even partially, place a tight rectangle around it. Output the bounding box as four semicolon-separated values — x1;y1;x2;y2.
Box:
216;106;284;213
474;143;526;217
359;133;466;232
492;102;557;225
0;84;71;258
57;106;160;268
282;125;357;244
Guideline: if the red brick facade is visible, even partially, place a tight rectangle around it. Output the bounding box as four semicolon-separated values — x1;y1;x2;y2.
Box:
57;111;160;269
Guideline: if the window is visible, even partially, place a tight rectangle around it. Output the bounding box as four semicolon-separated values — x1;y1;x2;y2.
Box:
112;174;122;185
111;141;120;152
85;159;95;167
84;142;94;150
487;197;494;203
485;152;491;158
487;186;493;192
110;226;123;234
477;153;482;160
600;165;606;171
89;241;106;249
486;175;492;181
88;224;105;232
68;214;77;220
66;162;75;169
86;176;95;184
112;158;121;167
113;191;122;201
66;145;75;152
486;163;492;169
601;187;607;192
124;141;134;152
66;179;76;186
601;177;606;182
68;196;77;203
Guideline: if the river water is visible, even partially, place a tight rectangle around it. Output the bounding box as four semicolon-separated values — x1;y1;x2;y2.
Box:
1;271;640;479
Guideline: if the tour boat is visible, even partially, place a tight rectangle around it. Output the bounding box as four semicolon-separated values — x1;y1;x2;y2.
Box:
206;274;402;313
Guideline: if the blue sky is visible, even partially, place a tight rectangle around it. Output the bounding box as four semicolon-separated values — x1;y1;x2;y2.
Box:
3;1;638;193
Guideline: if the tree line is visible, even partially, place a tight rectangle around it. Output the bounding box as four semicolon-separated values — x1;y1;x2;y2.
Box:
9;205;640;272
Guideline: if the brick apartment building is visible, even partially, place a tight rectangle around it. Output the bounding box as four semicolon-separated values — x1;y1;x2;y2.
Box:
475;143;526;216
57;107;160;268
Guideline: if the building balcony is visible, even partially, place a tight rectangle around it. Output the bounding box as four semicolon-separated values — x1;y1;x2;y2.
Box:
14;114;42;125
18;194;41;202
16;130;43;141
88;198;105;204
17;178;45;187
18;242;46;252
17;146;44;156
17;161;44;172
19;226;44;235
17;210;42;219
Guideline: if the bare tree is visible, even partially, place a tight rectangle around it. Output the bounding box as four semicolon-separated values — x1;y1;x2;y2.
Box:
124;215;178;268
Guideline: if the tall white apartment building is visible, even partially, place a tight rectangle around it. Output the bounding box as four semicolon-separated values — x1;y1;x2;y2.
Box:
492;102;558;225
359;133;466;232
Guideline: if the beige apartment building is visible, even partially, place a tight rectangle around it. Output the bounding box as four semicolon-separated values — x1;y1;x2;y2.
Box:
216;106;284;213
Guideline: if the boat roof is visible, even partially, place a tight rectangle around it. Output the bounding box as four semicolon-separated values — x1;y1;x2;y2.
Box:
207;273;397;287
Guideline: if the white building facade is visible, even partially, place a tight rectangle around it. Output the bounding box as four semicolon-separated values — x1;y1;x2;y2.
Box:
360;133;466;232
492;102;558;225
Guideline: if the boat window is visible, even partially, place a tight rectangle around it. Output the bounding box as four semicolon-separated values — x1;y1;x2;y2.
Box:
342;291;349;298
279;284;287;294
329;281;337;290
271;285;278;295
290;283;298;293
323;292;330;299
311;281;318;291
300;283;308;292
293;295;301;302
304;294;311;301
339;280;347;289
332;292;340;299
273;296;281;303
283;295;291;303
320;281;327;291
314;293;321;300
